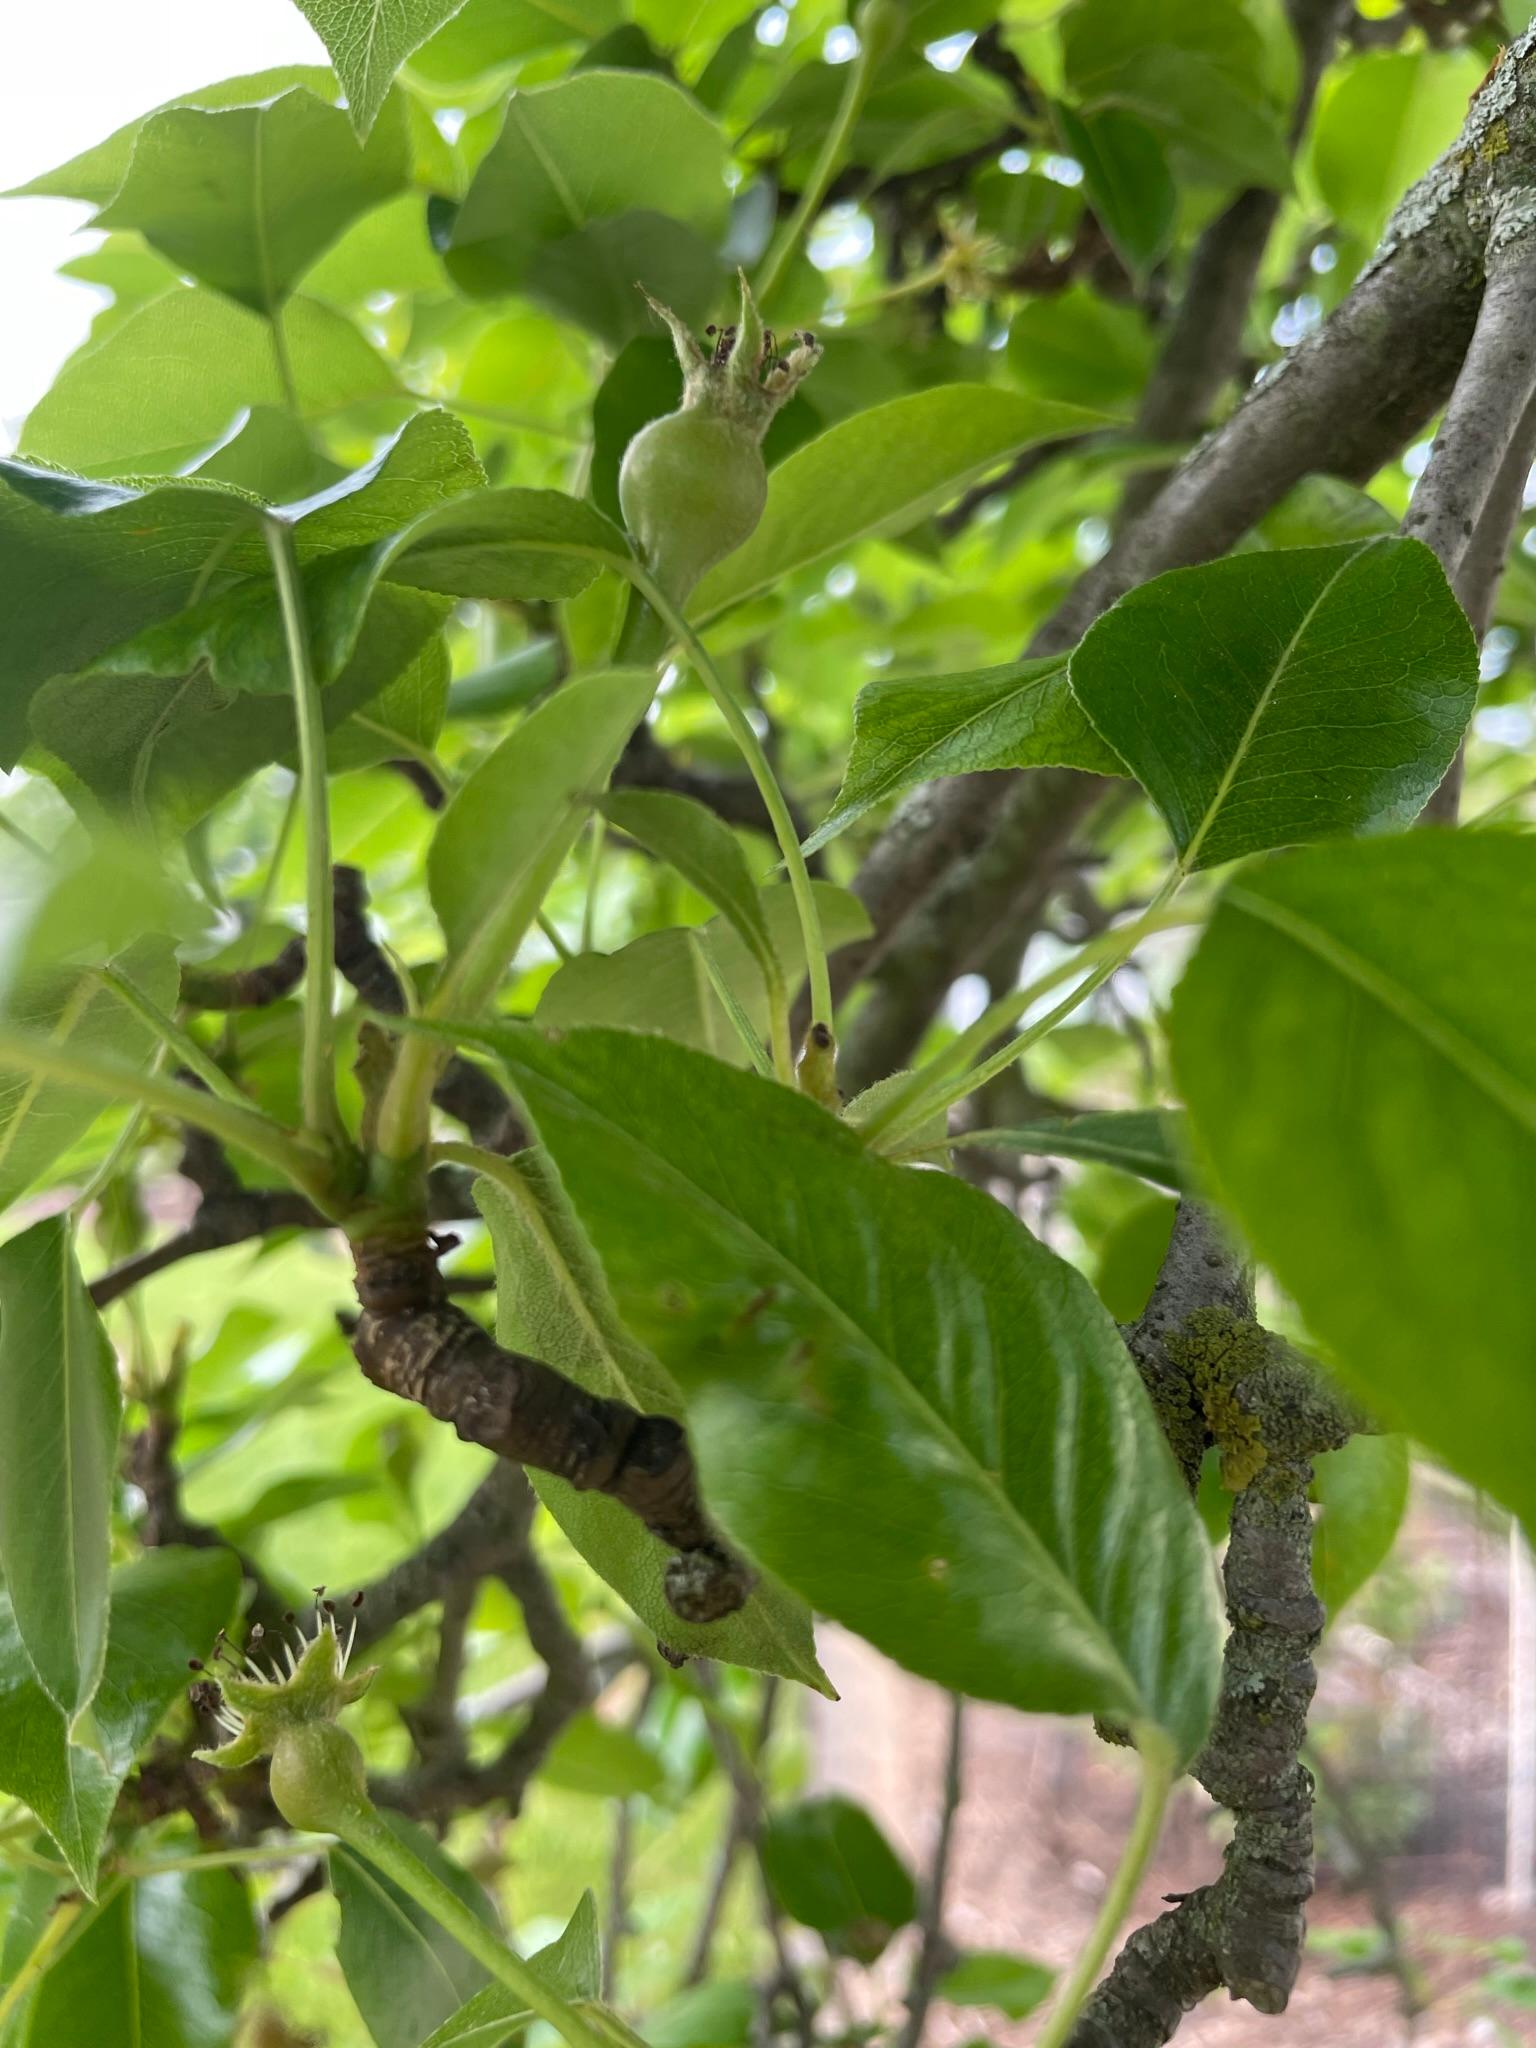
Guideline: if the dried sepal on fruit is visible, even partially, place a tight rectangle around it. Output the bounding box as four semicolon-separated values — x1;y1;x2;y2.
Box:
619;271;821;608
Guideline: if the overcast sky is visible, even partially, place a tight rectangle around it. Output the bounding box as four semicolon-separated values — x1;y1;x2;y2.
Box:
0;0;329;442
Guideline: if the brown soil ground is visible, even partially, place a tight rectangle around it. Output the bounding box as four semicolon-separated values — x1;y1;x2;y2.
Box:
810;1480;1536;2045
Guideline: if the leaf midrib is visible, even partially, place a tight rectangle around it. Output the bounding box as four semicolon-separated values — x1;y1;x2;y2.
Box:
1229;885;1536;1137
1180;539;1384;870
488;1042;1146;1719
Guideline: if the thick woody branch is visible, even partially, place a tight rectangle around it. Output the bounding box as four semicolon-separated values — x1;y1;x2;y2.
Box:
1069;1207;1361;2046
348;1231;752;1627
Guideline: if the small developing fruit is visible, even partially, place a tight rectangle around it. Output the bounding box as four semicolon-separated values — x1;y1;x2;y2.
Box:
618;272;821;610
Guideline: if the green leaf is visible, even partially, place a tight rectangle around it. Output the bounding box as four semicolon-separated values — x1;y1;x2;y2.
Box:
536;881;871;1061
1068;539;1477;871
692;386;1103;621
464;1025;1223;1762
0;457;260;768
1312;1434;1410;1623
1062;0;1292;189
1007;285;1153;409
804;657;1122;856
935;1949;1055;2020
283;408;487;548
1169;834;1536;1535
91;88;411;313
0;1218;121;1717
948;1111;1191;1190
444;71;730;300
410;0;624;82
8;65;337;203
334;1812;499;2048
0;1548;238;1893
1310;49;1488;244
20;288;397;477
18;1870;257;2047
760;1796;916;1962
598;789;775;976
33;587;448;835
290;0;468;136
429;670;654;999
0;936;178;1208
1055;106;1174;276
418;1893;603;2048
646;1981;755;2048
475;1153;831;1691
1093;1195;1178;1322
541;1712;667;1798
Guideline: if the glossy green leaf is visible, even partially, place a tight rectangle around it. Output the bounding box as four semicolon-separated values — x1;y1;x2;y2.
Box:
541;1711;667;1798
1068;539;1477;871
8;65;337;203
691;386;1104;620
334;1812;500;2048
1312;1433;1410;1623
0;1548;238;1892
0;1218;121;1717
475;1153;831;1690
536;881;871;1060
1056;105;1175;276
1311;49;1487;243
419;1893;603;2048
281;408;487;548
0;936;178;1207
91;89;410;312
291;0;467;135
947;1111;1191;1190
1008;286;1154;409
760;1796;916;1962
16;1870;257;2048
1170;834;1536;1534
598;789;775;974
444;71;729;300
429;670;654;994
20;288;397;477
935;1949;1055;2019
463;1025;1223;1761
1062;0;1292;189
804;657;1122;856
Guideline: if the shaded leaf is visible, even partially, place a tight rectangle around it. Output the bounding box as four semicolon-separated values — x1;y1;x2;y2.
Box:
761;1796;916;1962
541;1712;666;1798
935;1949;1055;2020
411;0;624;82
646;1981;755;2048
1056;105;1175;276
692;386;1103;621
429;670;654;994
947;1110;1191;1190
92;89;410;312
1311;49;1487;243
475;1153;831;1690
1312;1433;1411;1623
536;882;870;1061
1007;285;1154;410
0;936;178;1207
805;657;1122;856
20;288;397;477
444;72;729;301
1068;539;1477;871
19;1870;257;2048
419;1892;603;2048
1169;834;1536;1535
334;1811;499;2048
464;1025;1223;1762
598;789;775;976
0;1218;120;1717
0;1548;238;1893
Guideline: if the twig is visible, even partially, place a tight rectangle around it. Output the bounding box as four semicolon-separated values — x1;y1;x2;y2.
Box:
896;1693;966;2048
180;934;307;1011
684;1679;782;1988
